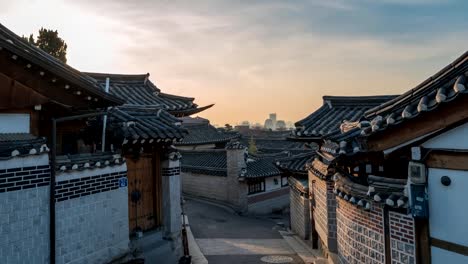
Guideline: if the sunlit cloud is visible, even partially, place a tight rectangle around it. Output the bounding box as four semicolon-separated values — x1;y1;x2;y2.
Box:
1;0;467;125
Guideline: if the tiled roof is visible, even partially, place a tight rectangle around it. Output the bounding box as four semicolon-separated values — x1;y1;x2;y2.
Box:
56;153;124;172
240;138;307;152
176;123;240;146
289;176;309;194
244;157;281;178
107;105;187;143
0;24;124;107
85;72;213;115
333;173;408;210
292;95;397;139
180;150;227;176
275;151;316;174
361;51;468;136
0;134;48;159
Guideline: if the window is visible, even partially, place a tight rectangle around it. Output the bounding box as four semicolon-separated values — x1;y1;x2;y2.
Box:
281;176;289;187
248;180;265;194
0;113;30;133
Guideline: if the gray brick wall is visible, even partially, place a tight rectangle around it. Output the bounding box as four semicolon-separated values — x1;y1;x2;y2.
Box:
290;187;310;240
55;165;129;264
0;186;50;264
0;154;50;264
55;188;129;264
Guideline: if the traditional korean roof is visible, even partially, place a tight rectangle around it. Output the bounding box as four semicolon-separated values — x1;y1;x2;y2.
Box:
176;123;240;146
275;151;316;174
288;176;309;194
56;153;124;172
244;157;281;178
333;173;408;211
180;150;227;176
292;95;397;140
240;138;308;153
107;105;187;143
85;72;213;116
0;134;48;159
359;51;468;137
0;24;124;107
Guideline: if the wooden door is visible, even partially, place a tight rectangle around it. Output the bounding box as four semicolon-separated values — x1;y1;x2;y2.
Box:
127;154;162;233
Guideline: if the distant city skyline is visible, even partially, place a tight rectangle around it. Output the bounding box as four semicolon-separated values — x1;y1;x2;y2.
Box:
2;0;467;125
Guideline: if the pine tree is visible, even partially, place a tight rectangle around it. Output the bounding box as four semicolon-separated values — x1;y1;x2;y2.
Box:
248;136;258;154
23;28;68;63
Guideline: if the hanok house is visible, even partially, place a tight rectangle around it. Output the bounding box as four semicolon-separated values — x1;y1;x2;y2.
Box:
328;51;468;264
84;72;212;239
288;95;397;260
180;141;291;214
0;23;131;264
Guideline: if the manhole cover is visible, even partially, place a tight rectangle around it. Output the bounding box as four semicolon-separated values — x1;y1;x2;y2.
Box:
260;255;294;263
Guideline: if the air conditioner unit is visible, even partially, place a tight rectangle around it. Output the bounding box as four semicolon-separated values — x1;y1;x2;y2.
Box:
408;162;426;184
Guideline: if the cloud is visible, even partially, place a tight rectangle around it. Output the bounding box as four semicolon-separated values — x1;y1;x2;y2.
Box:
2;0;466;124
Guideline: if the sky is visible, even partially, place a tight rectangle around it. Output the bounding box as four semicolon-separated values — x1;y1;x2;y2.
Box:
1;0;468;126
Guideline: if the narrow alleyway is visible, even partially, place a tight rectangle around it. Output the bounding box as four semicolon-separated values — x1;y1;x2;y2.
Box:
185;199;304;264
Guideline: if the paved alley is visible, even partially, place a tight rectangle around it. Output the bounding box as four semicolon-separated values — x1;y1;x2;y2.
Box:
185;199;304;264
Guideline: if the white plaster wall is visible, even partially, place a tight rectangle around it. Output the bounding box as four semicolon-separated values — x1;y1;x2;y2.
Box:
0;186;50;264
265;176;281;192
0;113;30;133
0;153;49;170
431;247;467;264
55;188;129;264
422;123;468;150
428;168;468;247
56;163;127;182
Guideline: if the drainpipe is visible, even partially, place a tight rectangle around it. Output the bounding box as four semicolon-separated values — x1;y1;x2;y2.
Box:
50;111;110;264
101;77;110;152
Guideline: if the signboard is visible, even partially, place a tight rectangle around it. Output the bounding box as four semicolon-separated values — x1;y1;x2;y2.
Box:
119;177;128;188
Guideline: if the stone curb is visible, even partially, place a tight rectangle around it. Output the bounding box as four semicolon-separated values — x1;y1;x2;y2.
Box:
279;230;326;264
184;215;208;264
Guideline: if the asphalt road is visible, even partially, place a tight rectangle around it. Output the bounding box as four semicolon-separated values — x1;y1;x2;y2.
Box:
184;199;304;264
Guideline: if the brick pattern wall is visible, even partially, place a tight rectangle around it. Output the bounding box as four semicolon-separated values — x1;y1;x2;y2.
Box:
326;180;337;244
337;199;385;264
389;212;415;264
290;187;310;240
162;167;181;177
0;156;50;263
0;165;50;192
55;171;125;202
0;185;50;263
55;187;129;264
313;177;328;243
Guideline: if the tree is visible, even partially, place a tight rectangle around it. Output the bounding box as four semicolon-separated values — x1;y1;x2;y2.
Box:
23;28;68;63
248;136;258;154
224;124;233;131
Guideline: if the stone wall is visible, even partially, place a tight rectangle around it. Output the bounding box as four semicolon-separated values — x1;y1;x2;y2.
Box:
247;187;289;214
0;154;50;263
290;187;310;240
55;164;129;264
336;199;385;264
311;175;337;252
0;154;130;264
389;211;416;264
181;172;229;202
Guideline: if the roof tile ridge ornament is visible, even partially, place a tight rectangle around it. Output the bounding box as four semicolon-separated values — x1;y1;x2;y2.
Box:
144;73;150;85
454;75;466;93
225;141;246;150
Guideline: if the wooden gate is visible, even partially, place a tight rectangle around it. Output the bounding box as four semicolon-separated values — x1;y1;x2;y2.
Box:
127;151;162;233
